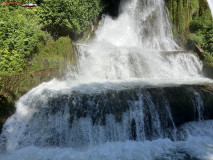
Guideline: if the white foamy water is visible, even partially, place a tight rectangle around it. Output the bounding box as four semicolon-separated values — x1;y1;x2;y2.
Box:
1;121;213;160
71;0;208;82
0;0;213;159
207;0;213;18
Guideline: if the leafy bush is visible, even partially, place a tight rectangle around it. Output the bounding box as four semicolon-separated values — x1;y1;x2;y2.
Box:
0;0;103;74
189;11;213;56
189;32;205;45
0;50;25;73
0;7;45;73
38;0;103;39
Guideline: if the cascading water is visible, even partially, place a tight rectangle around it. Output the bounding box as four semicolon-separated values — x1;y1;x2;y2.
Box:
75;0;203;81
207;0;213;18
1;0;213;160
191;92;204;121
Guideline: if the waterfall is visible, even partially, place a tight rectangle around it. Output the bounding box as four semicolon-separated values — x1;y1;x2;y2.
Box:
0;84;210;151
0;0;213;159
207;0;213;18
75;0;204;81
191;92;204;121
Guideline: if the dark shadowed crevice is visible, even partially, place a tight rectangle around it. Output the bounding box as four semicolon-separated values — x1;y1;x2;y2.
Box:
102;0;121;18
130;119;136;140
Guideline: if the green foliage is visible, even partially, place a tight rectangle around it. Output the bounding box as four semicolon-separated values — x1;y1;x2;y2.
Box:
189;0;199;12
166;0;203;41
177;0;186;37
189;9;213;56
38;0;103;39
0;7;45;73
0;0;103;74
203;51;213;64
27;37;74;72
0;49;25;73
166;0;213;63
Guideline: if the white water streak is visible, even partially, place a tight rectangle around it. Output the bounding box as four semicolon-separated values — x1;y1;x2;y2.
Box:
207;0;213;18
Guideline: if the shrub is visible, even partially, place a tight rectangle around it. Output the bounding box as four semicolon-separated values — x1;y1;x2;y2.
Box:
0;7;45;73
38;0;103;39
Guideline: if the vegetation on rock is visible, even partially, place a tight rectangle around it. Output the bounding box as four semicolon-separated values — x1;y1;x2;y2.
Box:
0;7;45;73
0;68;62;131
0;0;104;74
166;0;213;69
38;0;103;39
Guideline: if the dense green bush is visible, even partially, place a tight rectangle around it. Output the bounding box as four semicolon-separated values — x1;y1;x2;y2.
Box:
0;0;104;74
38;0;103;39
0;7;45;73
189;10;213;56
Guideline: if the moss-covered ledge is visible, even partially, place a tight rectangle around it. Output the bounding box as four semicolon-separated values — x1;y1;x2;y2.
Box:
0;69;63;131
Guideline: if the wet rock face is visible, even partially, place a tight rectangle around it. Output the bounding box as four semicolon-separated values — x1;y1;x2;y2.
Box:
102;0;121;17
163;87;195;126
0;95;14;132
43;85;213;127
65;85;213;127
34;84;213;143
202;65;213;79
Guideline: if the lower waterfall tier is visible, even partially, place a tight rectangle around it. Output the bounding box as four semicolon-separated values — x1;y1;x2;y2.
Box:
1;82;213;152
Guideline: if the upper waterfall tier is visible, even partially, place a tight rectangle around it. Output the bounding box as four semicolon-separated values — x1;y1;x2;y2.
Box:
73;0;207;82
95;0;179;50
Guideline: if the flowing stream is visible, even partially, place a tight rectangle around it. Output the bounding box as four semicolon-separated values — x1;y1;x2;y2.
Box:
0;0;213;159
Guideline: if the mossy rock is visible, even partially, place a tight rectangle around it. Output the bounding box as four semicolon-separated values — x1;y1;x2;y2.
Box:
27;37;76;72
0;68;63;133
